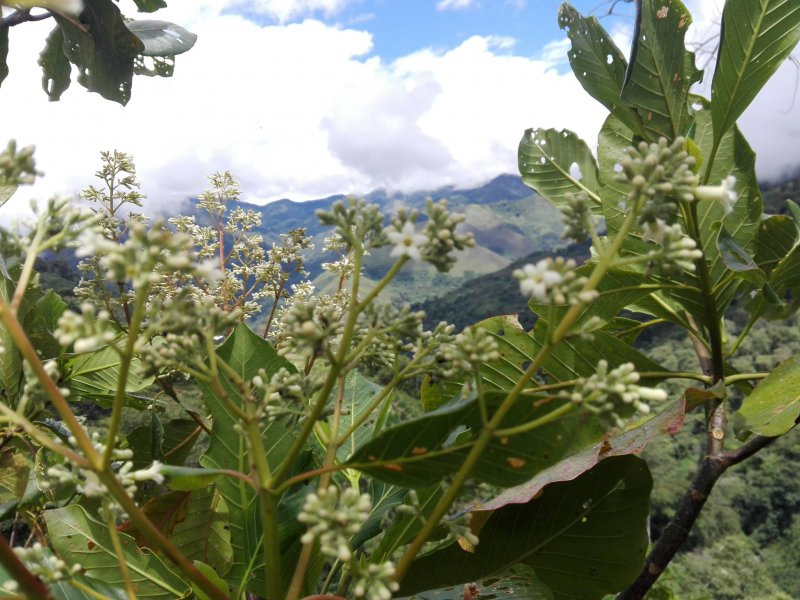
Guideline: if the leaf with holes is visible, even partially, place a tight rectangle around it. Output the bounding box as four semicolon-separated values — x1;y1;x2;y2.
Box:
398;564;554;600
397;456;651;599
39;25;72;101
558;3;642;136
711;0;800;145
518;128;602;213
620;0;701;141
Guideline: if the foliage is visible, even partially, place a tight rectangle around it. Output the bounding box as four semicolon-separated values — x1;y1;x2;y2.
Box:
0;0;196;105
0;2;798;600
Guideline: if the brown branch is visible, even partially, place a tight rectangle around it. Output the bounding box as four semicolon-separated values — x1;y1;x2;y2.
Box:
0;9;53;29
617;432;782;599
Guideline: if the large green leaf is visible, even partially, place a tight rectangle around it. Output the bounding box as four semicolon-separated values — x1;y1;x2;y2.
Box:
557;3;642;136
711;0;800;144
127;21;197;56
64;345;153;408
372;485;445;563
45;504;191;599
28;290;68;360
398;564;554;600
597;113;636;235
518;128;603;212
198;323;297;594
39;26;72;101
736;355;800;437
53;0;145;105
620;0;701;141
398;455;651;600
346;389;602;489
477;397;684;509
162;418;202;466
127;411;164;469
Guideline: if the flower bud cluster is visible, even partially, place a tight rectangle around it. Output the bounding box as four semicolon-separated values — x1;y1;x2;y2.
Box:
641;220;704;275
278;301;343;356
17;359;69;415
353;303;426;368
350;557;400;600
418;199;475;273
0;139;40;186
438;327;500;377
563;360;666;428
560;191;595;242
298;485;371;562
43;430;164;510
55;303;117;353
513;257;597;305
617;137;697;228
12;543;81;584
250;367;319;422
317;198;386;251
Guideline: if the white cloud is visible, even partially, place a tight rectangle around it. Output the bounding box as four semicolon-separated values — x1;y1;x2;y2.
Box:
0;0;798;223
226;0;359;23
436;0;475;11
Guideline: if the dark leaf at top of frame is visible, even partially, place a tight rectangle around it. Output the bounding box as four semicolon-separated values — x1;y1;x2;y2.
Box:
558;2;643;136
39;25;72;101
54;0;145;105
133;0;168;12
0;27;9;87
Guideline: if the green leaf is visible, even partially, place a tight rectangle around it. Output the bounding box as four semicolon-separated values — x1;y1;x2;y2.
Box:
372;485;444;563
711;0;800;144
53;0;145;105
478;398;684;509
0;27;8;87
620;0;701;141
127;411;164;469
127;20;197;56
0;450;30;508
0;185;16;208
192;561;230;600
518;128;602;212
162;418;202;466
398;456;652;599
716;226;766;286
351;479;408;551
64;345;153;408
45;504;191;599
198;323;297;594
736;355;800;437
398;564;554;599
132;0;168;12
39;26;72;101
347;389;603;489
557;3;642;136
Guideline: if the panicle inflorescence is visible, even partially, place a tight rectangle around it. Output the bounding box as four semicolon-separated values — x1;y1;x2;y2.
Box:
562;360;666;428
298;485;371;562
11;543;81;586
0;139;40;186
560;191;596;242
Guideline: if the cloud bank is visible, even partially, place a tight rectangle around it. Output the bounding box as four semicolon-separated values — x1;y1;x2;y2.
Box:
0;0;797;221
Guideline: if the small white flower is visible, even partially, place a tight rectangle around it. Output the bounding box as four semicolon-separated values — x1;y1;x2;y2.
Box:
130;461;165;485
513;260;564;302
386;222;428;261
695;175;737;215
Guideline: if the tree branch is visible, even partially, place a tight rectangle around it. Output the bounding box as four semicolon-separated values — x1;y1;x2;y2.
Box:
0;9;53;29
617;431;784;599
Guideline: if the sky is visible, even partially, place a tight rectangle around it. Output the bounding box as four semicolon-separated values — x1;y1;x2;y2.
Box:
1;0;799;219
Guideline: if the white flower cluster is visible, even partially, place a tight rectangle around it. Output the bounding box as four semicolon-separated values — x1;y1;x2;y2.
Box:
55;302;117;353
439;327;500;377
563;360;666;427
560;191;595;242
43;431;164;507
12;543;81;585
513;257;597;305
298;485;371;562
641;220;704;274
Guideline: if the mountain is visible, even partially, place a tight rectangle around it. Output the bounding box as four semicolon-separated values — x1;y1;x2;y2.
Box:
186;174;566;304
